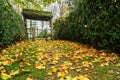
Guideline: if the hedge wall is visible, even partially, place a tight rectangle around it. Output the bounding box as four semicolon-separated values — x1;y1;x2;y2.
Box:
0;0;24;49
53;0;120;53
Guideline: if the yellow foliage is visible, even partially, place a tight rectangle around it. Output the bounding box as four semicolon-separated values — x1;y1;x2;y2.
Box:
10;70;19;76
52;68;57;73
26;78;33;80
57;72;65;78
77;75;89;80
35;62;45;70
48;71;52;76
1;73;11;80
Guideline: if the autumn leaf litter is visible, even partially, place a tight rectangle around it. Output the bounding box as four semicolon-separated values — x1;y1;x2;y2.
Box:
0;40;120;80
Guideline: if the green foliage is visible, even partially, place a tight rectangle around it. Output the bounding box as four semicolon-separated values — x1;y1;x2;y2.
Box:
0;0;24;49
39;30;46;38
39;30;51;38
9;0;60;10
53;0;120;53
22;9;53;17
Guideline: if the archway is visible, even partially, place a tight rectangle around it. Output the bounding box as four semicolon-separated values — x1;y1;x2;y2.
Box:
22;9;53;40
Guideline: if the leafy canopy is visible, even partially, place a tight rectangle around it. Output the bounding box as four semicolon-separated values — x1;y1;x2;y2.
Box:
9;0;61;10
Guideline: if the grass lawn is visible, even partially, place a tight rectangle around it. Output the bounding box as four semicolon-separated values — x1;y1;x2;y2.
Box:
0;40;120;80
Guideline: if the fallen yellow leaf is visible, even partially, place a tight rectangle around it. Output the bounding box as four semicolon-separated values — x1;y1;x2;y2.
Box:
76;68;81;72
48;71;52;76
21;69;30;72
64;61;72;66
2;60;11;66
1;72;11;80
51;68;57;73
57;72;65;78
0;66;4;71
59;77;64;80
50;60;58;65
36;65;45;70
54;53;59;60
100;62;109;67
35;62;45;70
66;75;77;80
77;75;89;80
115;63;120;67
82;61;92;67
10;70;19;76
66;75;72;80
26;77;33;80
0;61;2;65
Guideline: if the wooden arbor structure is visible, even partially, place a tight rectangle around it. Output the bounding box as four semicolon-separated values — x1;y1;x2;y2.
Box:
22;9;53;40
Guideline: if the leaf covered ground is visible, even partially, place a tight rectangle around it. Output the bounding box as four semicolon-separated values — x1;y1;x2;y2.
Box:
0;40;120;80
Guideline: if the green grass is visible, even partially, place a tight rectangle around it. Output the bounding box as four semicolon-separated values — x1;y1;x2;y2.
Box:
3;61;47;80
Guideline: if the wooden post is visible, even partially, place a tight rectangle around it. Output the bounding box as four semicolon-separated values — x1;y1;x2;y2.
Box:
50;21;54;40
30;20;36;41
42;21;44;38
31;27;35;41
45;29;47;41
24;18;28;40
30;20;32;38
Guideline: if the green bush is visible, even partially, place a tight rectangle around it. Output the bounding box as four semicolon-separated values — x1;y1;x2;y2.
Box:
53;0;120;53
0;0;24;49
39;29;51;38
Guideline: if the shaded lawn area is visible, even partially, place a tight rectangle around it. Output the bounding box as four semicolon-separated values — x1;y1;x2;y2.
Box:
0;40;120;80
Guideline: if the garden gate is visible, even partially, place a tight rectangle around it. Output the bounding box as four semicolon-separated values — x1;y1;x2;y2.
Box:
22;9;53;40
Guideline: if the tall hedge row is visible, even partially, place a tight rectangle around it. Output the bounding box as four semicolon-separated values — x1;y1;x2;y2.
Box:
54;0;120;53
0;0;24;49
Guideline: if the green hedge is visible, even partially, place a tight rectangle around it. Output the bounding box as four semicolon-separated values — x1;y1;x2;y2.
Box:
0;0;24;49
53;0;120;53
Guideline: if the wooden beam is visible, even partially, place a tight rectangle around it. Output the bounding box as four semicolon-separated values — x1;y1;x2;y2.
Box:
24;18;28;39
22;9;53;21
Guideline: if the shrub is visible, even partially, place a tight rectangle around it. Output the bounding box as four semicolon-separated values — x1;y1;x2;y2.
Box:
53;0;120;53
0;0;24;49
